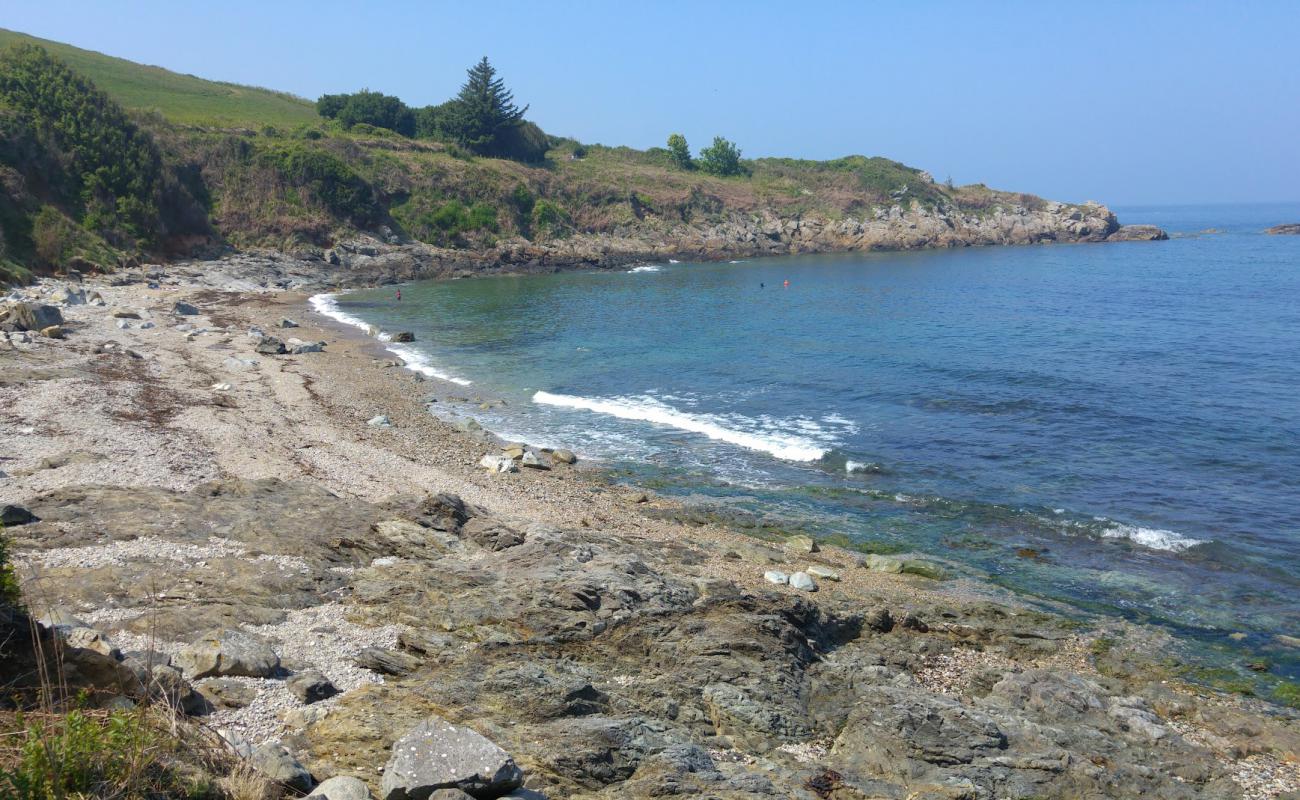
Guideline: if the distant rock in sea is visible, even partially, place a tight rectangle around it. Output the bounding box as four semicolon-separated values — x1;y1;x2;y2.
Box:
1107;224;1169;241
1265;223;1300;235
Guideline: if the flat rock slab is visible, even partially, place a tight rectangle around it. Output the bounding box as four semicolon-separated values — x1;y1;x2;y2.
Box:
383;716;523;800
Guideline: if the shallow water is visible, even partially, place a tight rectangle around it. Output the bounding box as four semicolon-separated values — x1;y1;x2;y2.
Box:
328;202;1300;691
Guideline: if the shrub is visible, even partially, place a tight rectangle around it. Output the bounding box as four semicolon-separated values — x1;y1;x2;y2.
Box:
697;136;746;177
490;121;548;163
667;133;693;170
511;184;536;217
531;199;569;236
259;144;377;224
316;90;415;137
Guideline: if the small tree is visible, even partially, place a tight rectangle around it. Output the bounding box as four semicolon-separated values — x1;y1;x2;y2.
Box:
667;133;693;170
445;57;529;155
697;136;745;177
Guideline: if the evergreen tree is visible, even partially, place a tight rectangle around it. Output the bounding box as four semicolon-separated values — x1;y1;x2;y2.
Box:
446;57;528;154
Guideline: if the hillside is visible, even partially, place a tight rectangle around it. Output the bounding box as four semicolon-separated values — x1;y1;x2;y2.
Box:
0;31;1160;285
0;28;316;128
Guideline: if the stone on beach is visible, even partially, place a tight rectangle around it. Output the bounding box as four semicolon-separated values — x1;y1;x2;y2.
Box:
173;629;280;680
0;302;63;332
864;553;904;573
250;741;314;793
172;301;201;316
287;670;339;704
381;716;524;800
551;448;577;464
520;451;550;470
783;534;818;554
280;318;300;328
308;775;371;800
0;504;36;526
256;335;288;355
806;564;840;581
763;570;789;585
789;571;817;591
368;415;393;427
480;454;518;473
391;331;415;342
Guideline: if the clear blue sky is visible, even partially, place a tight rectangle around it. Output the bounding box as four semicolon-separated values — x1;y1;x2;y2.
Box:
7;1;1298;205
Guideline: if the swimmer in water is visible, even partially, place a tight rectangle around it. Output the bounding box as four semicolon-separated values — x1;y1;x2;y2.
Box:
396;289;402;301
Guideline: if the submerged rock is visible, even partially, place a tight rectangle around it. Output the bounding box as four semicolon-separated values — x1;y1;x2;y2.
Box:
382;716;523;800
392;331;415;343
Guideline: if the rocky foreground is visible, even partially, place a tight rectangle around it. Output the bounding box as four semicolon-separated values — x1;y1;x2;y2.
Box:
2;267;1297;800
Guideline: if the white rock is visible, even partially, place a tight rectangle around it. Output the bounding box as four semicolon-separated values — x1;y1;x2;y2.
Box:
211;382;233;391
789;571;817;591
116;319;131;329
367;415;391;428
763;570;790;585
306;775;368;800
479;454;518;473
223;357;256;372
806;565;841;581
138;321;155;329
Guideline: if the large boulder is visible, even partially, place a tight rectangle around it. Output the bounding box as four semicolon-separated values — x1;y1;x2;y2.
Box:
308;775;371;800
0;302;63;332
250;742;314;793
382;716;523;800
173;629;280;680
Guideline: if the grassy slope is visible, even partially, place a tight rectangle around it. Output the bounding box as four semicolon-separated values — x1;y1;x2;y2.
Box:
0;28;317;128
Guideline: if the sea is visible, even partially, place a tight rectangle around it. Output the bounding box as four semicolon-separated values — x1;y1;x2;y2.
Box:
314;202;1300;698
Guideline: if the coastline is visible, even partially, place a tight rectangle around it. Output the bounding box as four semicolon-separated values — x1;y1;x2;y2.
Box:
2;265;1298;798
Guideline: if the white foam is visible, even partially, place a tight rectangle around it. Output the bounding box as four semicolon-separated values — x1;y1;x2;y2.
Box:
627;265;662;273
532;391;830;461
845;460;872;473
309;292;373;333
385;343;472;386
668;259;681;264
309;292;471;386
1101;524;1206;553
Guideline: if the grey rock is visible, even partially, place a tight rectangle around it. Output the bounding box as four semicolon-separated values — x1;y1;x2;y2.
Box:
65;627;120;659
762;570;789;585
479;454;518;473
381;716;523;800
356;647;421;677
250;741;314;793
172;301;200;316
292;341;325;354
392;331;415;343
173;629;280;680
520;451;550;470
308;775;371;800
368;415;393;427
255;335;287;355
0;504;36;526
789;571;817;591
806;565;840;581
194;677;258;709
287;670;339;704
149;664;208;715
280;318;300;328
0;302;63;332
551;449;577;465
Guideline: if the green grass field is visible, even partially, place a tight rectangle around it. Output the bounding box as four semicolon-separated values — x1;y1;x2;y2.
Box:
0;28;318;128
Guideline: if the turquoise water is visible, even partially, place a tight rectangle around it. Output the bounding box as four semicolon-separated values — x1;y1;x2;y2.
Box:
326;203;1300;691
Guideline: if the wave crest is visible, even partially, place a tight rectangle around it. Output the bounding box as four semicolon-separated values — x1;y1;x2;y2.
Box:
532;391;832;461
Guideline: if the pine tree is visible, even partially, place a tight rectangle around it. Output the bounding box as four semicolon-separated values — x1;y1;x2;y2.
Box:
448;57;528;154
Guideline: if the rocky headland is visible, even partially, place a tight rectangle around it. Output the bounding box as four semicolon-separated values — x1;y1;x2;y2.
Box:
2;264;1297;800
1265;223;1300;235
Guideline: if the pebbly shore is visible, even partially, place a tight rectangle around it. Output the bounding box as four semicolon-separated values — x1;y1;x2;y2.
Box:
1;261;1297;799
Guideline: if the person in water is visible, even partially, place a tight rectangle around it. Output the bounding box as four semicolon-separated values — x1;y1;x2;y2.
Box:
396;289;402;301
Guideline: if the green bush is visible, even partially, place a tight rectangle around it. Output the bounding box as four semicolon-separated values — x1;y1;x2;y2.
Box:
316;90;415;137
667;133;693;170
531;199;569;236
0;707;219;799
697;136;746;177
259;144;376;224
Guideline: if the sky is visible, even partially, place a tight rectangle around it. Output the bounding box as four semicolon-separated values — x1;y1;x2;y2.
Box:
5;1;1298;206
